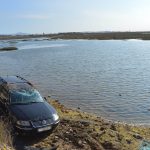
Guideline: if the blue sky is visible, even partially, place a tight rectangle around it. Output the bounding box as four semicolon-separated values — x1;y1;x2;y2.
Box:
1;0;150;34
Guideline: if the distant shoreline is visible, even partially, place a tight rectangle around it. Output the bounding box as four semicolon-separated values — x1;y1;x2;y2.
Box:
1;32;150;40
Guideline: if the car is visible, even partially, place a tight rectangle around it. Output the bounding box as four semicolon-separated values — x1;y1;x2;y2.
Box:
0;75;59;133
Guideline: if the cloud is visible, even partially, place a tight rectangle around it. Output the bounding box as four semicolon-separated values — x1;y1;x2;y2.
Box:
17;14;51;20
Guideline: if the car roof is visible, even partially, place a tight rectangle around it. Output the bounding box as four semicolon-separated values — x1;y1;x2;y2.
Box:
0;76;26;84
0;76;33;91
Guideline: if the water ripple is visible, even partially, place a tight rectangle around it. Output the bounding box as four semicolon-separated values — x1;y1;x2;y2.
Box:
1;39;150;124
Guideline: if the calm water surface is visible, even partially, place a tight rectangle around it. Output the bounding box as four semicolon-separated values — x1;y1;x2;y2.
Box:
1;39;150;124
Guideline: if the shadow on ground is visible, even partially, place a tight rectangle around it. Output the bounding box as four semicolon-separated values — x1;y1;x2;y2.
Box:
14;131;56;150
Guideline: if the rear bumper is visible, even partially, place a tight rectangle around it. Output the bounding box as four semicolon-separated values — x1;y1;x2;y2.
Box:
15;120;59;134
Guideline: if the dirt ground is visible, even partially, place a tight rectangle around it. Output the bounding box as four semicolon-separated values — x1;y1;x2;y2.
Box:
11;98;150;150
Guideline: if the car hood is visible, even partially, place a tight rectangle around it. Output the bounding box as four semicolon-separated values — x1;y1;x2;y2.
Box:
9;101;57;121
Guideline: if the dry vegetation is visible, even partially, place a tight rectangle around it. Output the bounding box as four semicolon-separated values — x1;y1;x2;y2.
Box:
49;32;150;40
0;119;14;150
1;32;150;41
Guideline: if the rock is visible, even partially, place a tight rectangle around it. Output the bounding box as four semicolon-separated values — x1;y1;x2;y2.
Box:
54;136;59;139
69;128;73;132
50;144;58;150
100;127;105;131
0;46;18;51
110;124;117;131
78;140;84;147
80;120;90;126
109;130;116;137
78;140;82;145
102;141;121;150
52;139;57;143
65;137;69;141
87;129;93;133
117;133;123;141
102;141;113;149
126;139;131;144
133;134;143;140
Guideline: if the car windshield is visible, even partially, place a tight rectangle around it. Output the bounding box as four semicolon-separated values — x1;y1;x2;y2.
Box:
10;88;44;104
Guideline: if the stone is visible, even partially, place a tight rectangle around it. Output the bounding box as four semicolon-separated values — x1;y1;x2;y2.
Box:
133;134;143;140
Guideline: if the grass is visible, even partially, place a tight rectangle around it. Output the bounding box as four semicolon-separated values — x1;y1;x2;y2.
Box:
0;119;14;150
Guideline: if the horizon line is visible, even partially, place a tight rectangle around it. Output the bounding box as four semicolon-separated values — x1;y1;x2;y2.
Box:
1;30;150;35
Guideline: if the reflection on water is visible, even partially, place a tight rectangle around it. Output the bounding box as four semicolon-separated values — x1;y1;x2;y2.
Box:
1;39;150;124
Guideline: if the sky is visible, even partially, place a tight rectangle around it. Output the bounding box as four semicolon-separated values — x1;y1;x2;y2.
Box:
1;0;150;34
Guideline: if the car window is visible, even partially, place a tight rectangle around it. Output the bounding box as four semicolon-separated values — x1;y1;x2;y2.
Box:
10;88;44;104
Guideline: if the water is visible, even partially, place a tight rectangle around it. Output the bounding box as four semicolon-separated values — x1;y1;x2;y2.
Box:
1;38;150;124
